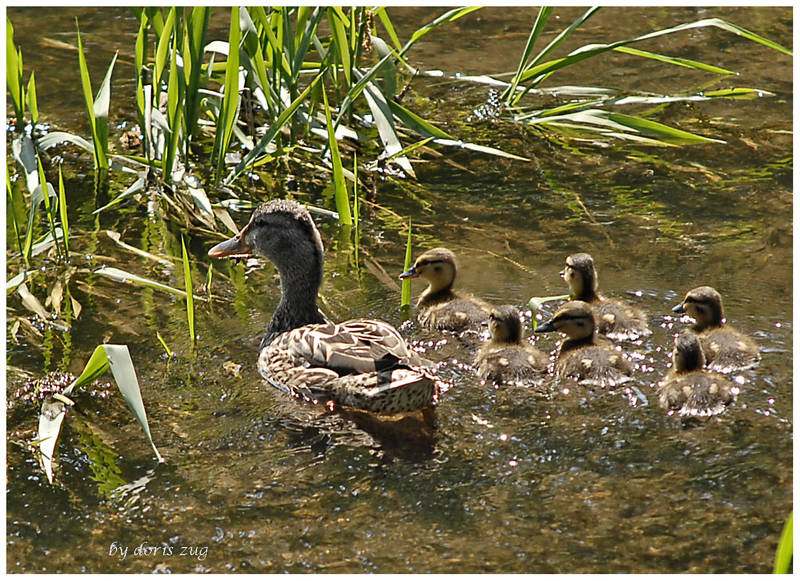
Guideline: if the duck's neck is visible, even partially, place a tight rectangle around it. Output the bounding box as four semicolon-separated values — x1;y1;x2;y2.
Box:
570;274;600;302
261;260;326;348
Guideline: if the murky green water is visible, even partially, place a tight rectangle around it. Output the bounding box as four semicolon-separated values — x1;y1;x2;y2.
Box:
7;6;792;573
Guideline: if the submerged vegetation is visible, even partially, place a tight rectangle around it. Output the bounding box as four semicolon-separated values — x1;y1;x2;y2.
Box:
4;7;792;566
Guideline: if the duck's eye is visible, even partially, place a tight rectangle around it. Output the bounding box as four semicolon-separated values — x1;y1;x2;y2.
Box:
434;265;442;272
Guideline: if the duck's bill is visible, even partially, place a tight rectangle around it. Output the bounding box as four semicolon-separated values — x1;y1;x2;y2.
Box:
534;320;556;333
671;302;686;314
398;267;419;280
208;235;252;258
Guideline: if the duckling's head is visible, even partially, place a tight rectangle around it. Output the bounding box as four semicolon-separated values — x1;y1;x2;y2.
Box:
488;305;523;344
534;300;595;340
561;253;598;300
208;199;325;286
671;332;706;373
399;247;457;294
672;286;724;330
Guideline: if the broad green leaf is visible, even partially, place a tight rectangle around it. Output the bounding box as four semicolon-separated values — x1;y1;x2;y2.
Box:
93;50;118;160
362;80;414;177
370;34;397;99
12;133;39;194
36;130;95;154
103;345;164;462
153;7;176;91
374;8;403;52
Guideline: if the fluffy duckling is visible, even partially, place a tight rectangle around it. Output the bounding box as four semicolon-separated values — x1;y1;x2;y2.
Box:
399;247;492;332
561;252;651;341
672;286;760;373
208;199;439;414
657;333;737;416
535;300;632;387
474;305;549;386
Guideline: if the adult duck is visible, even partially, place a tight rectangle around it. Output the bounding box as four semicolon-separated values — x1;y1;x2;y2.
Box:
208;199;439;414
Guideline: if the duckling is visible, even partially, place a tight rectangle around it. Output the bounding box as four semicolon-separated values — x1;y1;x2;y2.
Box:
657;333;737;416
474;305;549;386
535;300;632;387
399;247;492;332
208;199;439;414
561;252;650;341
672;286;760;373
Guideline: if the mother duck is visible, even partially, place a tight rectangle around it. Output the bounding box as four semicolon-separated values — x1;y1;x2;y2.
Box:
208;199;439;414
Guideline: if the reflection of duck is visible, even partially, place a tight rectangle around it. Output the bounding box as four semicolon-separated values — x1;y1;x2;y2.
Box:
657;333;737;416
561;252;650;341
672;286;760;372
474;305;548;386
399;247;492;332
535;301;632;387
208;199;439;414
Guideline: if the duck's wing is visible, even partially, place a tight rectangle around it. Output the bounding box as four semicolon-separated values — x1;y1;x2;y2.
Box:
286;319;427;375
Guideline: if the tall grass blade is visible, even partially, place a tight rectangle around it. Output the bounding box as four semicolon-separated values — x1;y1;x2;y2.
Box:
227;72;323;184
374;8;402;52
773;511;792;574
322;83;352;226
505;6;552;102
182;6;210;147
94;265;191;297
214;7;241;184
26;71;38;127
401;220;413;308
327;7;351;87
352;151;359;230
76;22;108;169
7;163;24;260
93;51;118;164
181;235;195;345
6;17;24;123
35;157;62;259
399;7;481;58
613;46;735;74
163;41;183;177
153;7;176;95
57;165;69;261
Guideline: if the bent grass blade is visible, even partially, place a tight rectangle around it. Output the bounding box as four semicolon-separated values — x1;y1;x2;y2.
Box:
37;344;164;483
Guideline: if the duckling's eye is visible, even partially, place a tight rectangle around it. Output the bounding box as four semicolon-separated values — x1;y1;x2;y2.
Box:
434;265;442;272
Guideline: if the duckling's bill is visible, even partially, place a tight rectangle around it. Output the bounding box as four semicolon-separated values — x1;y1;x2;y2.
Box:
399;266;419;279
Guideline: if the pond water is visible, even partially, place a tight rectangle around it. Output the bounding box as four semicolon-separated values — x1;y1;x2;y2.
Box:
6;6;792;574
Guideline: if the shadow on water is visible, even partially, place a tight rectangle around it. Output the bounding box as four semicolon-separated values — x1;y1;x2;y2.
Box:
6;5;792;574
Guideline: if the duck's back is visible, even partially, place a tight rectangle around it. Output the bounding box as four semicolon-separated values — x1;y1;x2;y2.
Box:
475;343;549;387
557;340;632;387
699;327;760;372
259;319;438;413
419;292;490;332
591;298;650;341
657;370;735;416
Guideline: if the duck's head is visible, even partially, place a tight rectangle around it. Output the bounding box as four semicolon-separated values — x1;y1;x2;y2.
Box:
399;247;457;294
208;199;325;284
561;253;598;300
671;332;706;373
672;286;724;329
534;300;595;340
488;305;523;344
